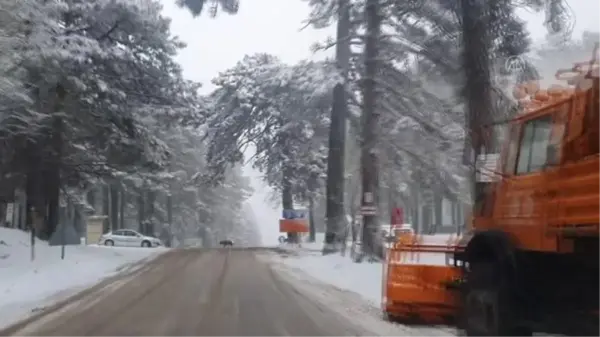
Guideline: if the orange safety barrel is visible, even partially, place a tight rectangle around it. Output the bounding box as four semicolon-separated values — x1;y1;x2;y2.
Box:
382;233;464;325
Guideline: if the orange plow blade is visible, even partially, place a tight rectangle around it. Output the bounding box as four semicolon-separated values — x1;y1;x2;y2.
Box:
382;234;464;325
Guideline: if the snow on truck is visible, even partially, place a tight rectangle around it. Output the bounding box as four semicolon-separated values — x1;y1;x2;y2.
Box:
382;46;599;336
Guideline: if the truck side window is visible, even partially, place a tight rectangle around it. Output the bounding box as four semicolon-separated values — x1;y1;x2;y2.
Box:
515;116;553;174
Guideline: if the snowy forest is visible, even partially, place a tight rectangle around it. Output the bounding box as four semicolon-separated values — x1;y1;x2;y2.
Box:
0;0;261;247
0;0;597;252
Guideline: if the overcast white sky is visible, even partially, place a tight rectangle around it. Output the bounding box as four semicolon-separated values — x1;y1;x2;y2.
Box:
160;0;599;245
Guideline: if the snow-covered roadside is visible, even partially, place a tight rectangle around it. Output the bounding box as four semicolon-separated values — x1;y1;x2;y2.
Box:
276;250;383;305
0;227;167;329
264;244;458;336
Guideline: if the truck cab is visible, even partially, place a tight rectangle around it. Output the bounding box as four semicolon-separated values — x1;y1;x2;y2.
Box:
462;54;599;336
474;77;599;251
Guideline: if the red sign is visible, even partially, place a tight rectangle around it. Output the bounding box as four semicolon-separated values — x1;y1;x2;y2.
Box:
279;219;309;233
391;207;404;227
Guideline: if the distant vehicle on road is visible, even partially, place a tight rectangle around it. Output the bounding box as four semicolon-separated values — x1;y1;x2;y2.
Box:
219;239;234;247
99;229;162;248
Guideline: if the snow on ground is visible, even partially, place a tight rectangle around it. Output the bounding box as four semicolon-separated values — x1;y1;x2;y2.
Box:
277;250;383;305
267;236;458;336
0;227;167;329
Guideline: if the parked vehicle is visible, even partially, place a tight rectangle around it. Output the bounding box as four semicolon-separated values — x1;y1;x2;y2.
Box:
219;239;234;247
99;229;162;248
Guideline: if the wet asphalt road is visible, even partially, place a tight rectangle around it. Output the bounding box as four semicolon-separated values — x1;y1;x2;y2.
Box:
8;249;370;336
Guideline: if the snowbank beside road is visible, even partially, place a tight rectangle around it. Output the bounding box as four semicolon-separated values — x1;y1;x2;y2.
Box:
265;250;456;336
0;227;166;329
277;252;383;305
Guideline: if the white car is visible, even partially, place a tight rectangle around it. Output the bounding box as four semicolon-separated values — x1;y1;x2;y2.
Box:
99;229;162;248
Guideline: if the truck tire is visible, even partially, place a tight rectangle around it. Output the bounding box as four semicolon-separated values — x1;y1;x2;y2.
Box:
463;261;528;336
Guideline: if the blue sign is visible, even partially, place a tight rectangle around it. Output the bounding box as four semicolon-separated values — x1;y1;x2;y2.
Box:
282;209;308;220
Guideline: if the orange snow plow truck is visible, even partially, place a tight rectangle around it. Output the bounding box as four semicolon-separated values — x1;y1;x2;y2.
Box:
383;47;599;336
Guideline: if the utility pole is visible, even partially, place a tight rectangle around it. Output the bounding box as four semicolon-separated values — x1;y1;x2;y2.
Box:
360;0;382;259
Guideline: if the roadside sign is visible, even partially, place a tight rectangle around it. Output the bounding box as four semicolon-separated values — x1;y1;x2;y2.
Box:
281;208;310;233
279;219;309;233
476;153;500;182
391;207;404;226
361;205;377;215
282;209;308;220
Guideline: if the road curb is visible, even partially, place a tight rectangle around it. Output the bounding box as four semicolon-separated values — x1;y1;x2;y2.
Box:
0;250;169;336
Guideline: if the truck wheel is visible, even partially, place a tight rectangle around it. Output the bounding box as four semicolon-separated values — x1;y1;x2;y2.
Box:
464;261;524;336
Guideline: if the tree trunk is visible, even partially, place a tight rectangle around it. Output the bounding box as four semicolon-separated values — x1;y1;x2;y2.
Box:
44;167;60;240
308;196;316;242
102;185;110;233
387;169;395;223
422;203;432;234
110;182;119;230
25;156;43;234
45;84;67;240
281;160;296;243
360;0;382;260
323;0;351;254
460;0;494;219
146;190;156;236
119;186;126;229
137;190;145;233
412;185;420;233
434;191;443;231
167;194;173;226
324;84;347;252
451;199;457;227
86;189;96;213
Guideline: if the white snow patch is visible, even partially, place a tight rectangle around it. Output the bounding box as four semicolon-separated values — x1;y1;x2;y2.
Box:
279;252;383;305
0;227;166;329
